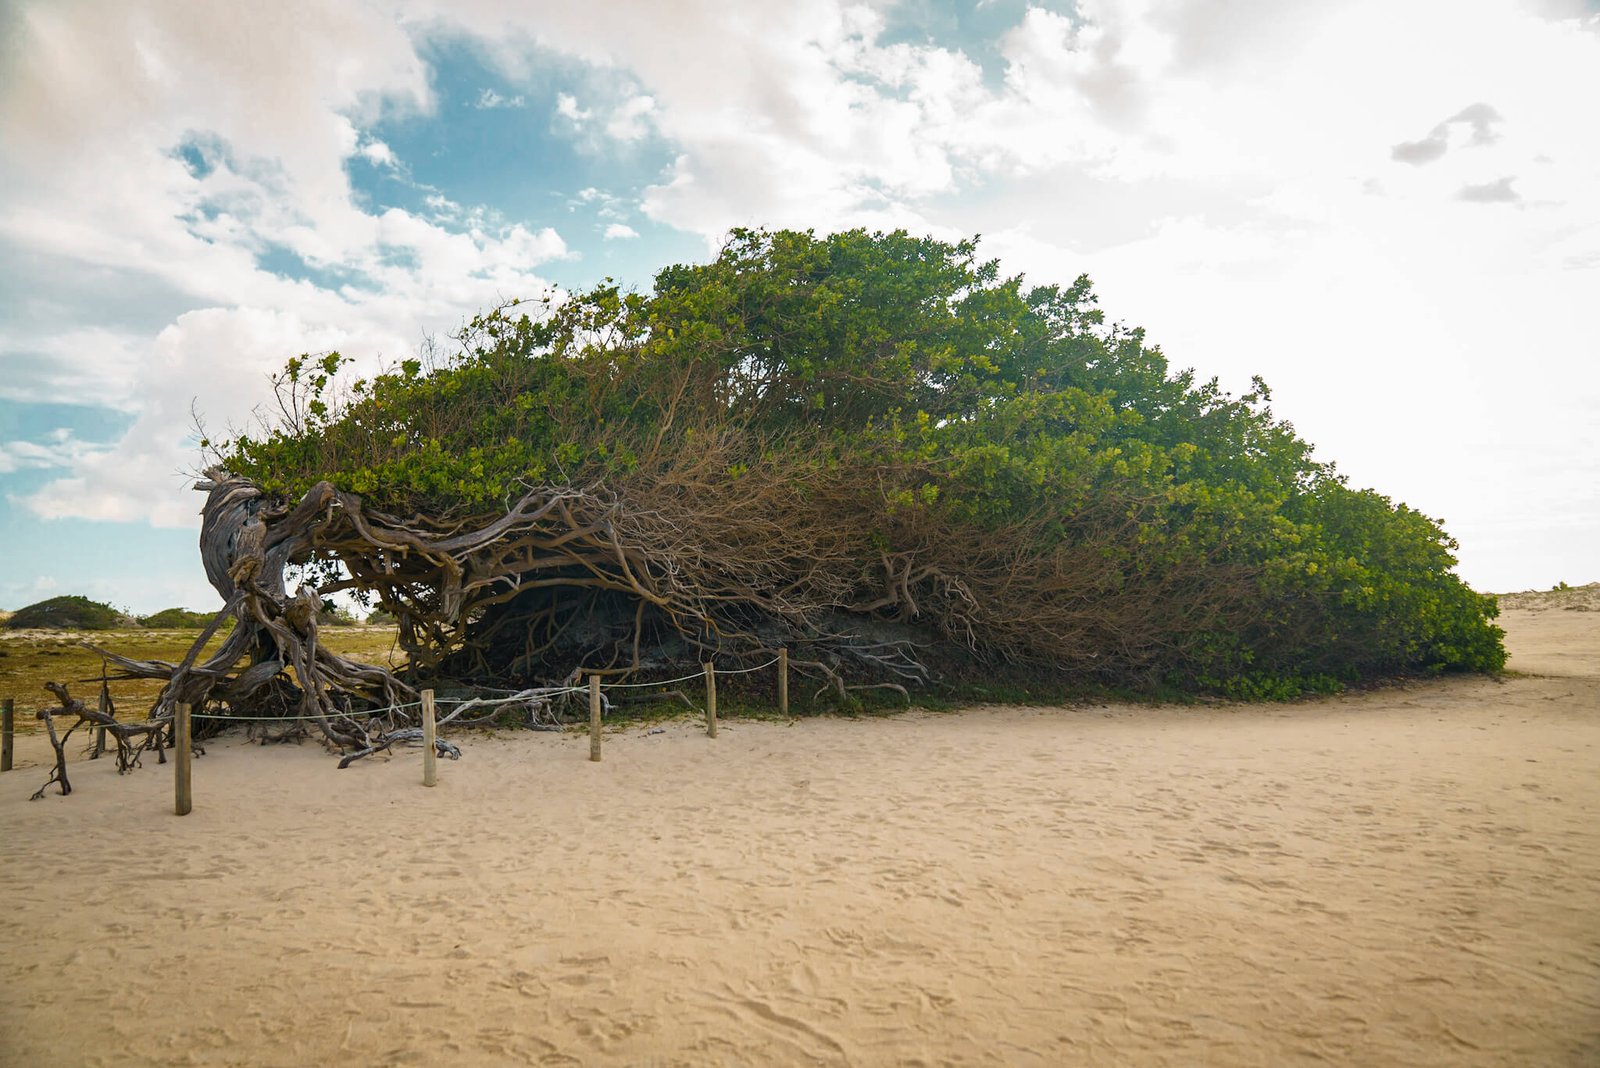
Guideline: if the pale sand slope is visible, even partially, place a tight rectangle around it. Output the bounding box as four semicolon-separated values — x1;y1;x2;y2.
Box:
1;611;1596;1067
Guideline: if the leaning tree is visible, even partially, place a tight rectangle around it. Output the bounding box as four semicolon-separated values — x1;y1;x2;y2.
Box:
96;228;1504;755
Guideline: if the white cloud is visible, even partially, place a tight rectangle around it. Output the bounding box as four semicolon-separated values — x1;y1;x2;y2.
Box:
569;186;629;220
357;139;398;167
602;223;639;240
1457;176;1520;203
552;89;661;151
555;92;589;125
604;94;656;142
21;306;364;528
0;0;572;532
0;429;113;475
0;0;1595;591
474;88;525;109
0;327;150;408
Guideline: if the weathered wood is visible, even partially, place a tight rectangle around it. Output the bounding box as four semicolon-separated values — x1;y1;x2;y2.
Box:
337;728;459;769
174;701;192;816
422;689;437;787
92;679;110;759
589;675;602;762
705;661;717;738
1;697;12;773
778;647;789;717
27;683;166;798
55;682;158;774
30;702;72;800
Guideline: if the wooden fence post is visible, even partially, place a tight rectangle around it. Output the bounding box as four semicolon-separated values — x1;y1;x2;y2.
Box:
589;675;602;762
92;680;110;760
1;698;13;773
778;648;789;717
705;661;717;738
422;689;437;787
174;701;192;816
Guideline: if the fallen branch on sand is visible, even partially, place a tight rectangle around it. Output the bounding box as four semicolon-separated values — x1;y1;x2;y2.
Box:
337;729;461;770
29;682;180;801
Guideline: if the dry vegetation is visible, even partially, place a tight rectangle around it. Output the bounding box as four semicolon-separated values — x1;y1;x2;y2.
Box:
1495;581;1600;612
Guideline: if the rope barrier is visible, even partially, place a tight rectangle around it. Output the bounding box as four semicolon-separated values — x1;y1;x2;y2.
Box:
187;711;387;722
186;691;584;723
591;668;707;690
154;656;785;724
598;656;781;689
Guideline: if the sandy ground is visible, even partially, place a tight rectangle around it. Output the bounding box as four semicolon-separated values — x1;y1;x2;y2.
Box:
1;609;1596;1067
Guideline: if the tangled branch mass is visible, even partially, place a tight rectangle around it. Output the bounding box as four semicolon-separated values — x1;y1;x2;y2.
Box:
104;228;1505;752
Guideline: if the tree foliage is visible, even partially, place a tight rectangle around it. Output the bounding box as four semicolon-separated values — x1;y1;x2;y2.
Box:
5;595;125;631
139;607;222;628
212;227;1502;703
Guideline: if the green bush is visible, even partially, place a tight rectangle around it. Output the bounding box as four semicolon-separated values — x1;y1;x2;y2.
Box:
4;595;125;631
218;227;1504;695
139;607;221;628
318;601;362;627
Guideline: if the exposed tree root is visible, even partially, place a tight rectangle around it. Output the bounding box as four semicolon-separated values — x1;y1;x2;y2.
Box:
107;466;946;757
92;443;1248;766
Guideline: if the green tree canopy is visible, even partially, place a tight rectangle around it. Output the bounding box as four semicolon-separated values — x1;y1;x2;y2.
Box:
213;227;1503;701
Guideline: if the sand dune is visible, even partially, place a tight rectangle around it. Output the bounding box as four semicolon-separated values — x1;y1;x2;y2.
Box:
1;607;1596;1066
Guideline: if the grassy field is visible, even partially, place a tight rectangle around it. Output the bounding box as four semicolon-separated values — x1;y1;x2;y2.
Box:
0;626;405;732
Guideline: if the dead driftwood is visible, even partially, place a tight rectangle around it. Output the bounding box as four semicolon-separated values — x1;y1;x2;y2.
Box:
338;730;461;770
29;682;176;801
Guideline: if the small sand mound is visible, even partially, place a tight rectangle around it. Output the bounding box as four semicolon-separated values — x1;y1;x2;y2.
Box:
1495;581;1600;612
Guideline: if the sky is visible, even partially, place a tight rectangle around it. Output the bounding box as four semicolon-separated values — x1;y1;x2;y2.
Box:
1;0;1596;614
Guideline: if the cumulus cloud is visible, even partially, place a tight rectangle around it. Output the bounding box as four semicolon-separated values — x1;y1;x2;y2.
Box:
551;88;660;154
1458;176;1521;202
0;0;570;528
426;0;1586;240
569;186;629;220
474;88;525;109
1392;102;1505;165
357;139;399;167
1;0;1596;589
602;223;640;240
1453;102;1508;144
0;429;112;475
604;95;656;142
0;327;150;409
555;92;589;125
1391;133;1451;166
